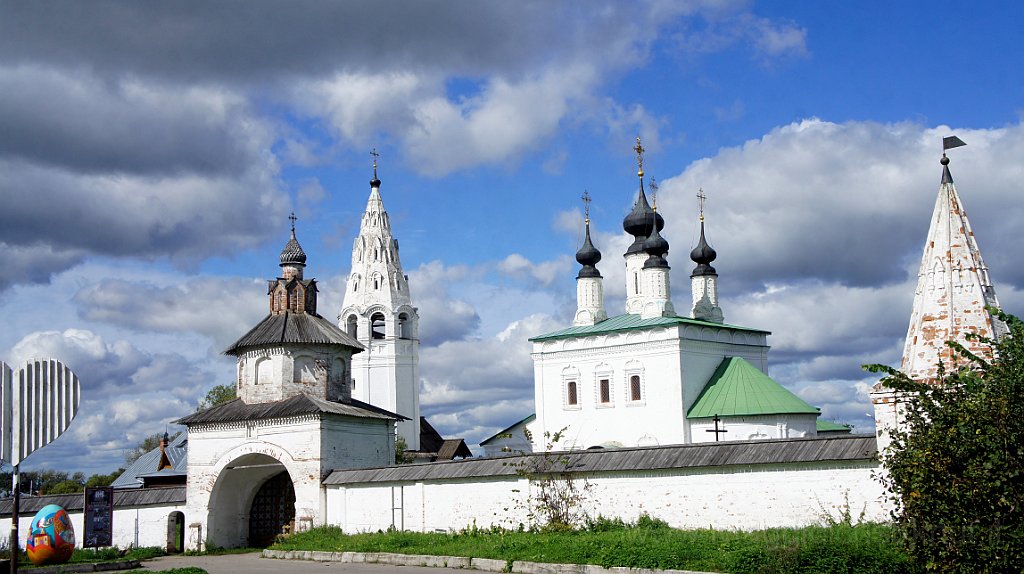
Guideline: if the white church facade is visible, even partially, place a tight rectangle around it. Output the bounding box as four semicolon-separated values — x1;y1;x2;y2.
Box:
522;139;820;453
1;139;1006;549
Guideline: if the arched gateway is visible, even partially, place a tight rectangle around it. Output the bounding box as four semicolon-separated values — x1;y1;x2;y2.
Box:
176;222;402;550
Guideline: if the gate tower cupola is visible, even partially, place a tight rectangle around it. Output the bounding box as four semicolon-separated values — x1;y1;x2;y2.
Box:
227;218;363;405
339;151;422;450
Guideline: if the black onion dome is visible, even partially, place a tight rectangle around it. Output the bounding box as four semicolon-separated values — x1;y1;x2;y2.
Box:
622;183;665;255
642;219;670;269
689;221;717;276
576;221;603;279
280;229;307;266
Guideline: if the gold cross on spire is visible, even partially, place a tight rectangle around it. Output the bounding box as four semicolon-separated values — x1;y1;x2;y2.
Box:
650;178;658;212
289;211;298;232
370;147;380;178
697;188;707;222
634;136;645;177
581;190;592;223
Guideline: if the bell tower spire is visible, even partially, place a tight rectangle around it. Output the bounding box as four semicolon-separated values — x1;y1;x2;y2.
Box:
339;149;421;450
872;137;1006;450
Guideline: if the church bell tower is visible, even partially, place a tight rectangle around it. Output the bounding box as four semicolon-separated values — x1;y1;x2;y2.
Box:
339;152;421;450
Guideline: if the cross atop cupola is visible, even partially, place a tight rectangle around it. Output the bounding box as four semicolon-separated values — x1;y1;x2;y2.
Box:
271;216;318;315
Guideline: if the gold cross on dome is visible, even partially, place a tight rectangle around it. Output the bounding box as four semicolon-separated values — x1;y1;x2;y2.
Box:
697;188;707;222
634;136;645;177
288;212;297;232
581;191;592;222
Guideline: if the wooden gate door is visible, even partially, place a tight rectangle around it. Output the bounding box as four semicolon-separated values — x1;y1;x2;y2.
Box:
247;471;296;547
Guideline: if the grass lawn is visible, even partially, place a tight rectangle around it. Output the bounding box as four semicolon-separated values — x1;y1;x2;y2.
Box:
271;520;913;574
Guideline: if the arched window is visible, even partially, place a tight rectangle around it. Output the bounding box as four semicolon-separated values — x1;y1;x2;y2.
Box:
255;357;273;386
398;313;410;339
630;375;642;401
346;315;358;338
567;381;578;406
371;312;386;340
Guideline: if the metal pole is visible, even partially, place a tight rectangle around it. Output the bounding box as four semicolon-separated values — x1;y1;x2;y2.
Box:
11;465;19;574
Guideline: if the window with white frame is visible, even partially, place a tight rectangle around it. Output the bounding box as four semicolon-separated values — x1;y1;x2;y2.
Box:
624;361;644;404
629;375;642;401
566;381;578;406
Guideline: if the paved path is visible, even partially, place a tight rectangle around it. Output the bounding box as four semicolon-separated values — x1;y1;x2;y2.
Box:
142;553;450;574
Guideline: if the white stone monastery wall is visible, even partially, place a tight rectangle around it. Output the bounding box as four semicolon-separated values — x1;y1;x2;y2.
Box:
0;502;186;550
326;461;889;533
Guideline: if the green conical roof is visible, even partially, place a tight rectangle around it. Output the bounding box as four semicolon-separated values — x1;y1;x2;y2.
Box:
687;357;820;418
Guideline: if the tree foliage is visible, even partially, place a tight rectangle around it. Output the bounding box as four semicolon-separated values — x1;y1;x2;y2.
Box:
865;309;1024;572
197;383;237;411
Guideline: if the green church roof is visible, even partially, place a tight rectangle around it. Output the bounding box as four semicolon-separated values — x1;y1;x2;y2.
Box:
816;420;853;433
530;313;769;342
687;357;820;418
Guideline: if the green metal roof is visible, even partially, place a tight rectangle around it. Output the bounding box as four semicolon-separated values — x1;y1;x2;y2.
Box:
530;313;769;342
816;420;853;433
687;357;820;418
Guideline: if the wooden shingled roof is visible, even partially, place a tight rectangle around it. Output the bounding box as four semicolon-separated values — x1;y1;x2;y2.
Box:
175;393;403;426
325;434;877;485
0;486;185;517
224;311;364;355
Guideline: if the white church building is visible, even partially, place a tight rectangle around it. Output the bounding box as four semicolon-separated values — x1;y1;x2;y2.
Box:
0;140;1006;550
487;139;822;454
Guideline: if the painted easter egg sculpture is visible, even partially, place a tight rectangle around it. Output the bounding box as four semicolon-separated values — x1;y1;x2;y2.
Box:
26;504;76;565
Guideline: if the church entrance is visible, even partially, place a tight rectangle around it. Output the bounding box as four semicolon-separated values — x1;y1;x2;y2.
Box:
247;471;296;547
204;452;299;549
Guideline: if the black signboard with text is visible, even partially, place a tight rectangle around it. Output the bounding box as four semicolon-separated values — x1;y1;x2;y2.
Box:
84;486;114;548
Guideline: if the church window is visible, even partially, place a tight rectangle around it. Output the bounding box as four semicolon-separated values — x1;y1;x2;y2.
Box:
294;356;317;385
566;381;578;406
255;357;273;386
371;312;386;340
346;315;358;338
398;313;410;339
633;272;640;295
351;274;360;292
630;375;642;401
599;379;610;403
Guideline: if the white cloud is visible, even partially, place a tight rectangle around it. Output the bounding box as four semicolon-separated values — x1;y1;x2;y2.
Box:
7;329;217;474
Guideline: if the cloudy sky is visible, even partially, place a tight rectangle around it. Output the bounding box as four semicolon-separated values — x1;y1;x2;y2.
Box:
2;1;1022;475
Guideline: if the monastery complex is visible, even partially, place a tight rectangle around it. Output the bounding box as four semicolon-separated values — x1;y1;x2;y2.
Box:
0;140;1006;550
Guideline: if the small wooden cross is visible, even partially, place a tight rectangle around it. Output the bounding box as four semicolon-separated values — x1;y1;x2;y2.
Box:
706;414;728;441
